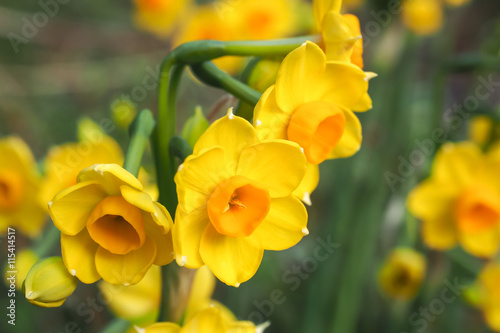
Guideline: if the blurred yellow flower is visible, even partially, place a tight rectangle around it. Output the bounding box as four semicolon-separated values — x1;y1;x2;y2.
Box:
0;137;46;238
174;109;308;286
477;261;500;331
401;0;443;35
48;164;174;285
24;256;78;308
39;119;123;210
139;306;265;333
133;0;193;37
469;115;494;147
378;248;426;300
408;142;500;258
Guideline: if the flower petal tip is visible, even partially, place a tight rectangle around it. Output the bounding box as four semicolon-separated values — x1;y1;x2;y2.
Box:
227;107;235;120
302;228;309;236
303;192;312;206
177;255;187;266
70;269;76;276
123;282;130;287
255;119;262;127
234;282;241;287
178;164;184;172
47;201;53;208
134;325;146;333
257;321;271;333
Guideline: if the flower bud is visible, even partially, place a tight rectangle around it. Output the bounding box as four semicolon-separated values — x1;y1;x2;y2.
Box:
111;96;137;129
247;59;281;93
24;256;78;308
181;106;209;149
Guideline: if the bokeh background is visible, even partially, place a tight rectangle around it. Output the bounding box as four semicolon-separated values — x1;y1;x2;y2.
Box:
1;0;500;332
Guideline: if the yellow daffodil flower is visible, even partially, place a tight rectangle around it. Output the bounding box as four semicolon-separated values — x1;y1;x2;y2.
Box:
476;261;500;331
401;0;443;35
133;0;193;37
0;137;47;238
48;164;174;285
408;142;500;258
139;306;267;333
378;248;426;300
469;115;494;147
174;109;308;286
39;119;123;210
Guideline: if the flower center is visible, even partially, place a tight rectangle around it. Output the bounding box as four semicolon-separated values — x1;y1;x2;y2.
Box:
287;101;346;165
87;196;146;255
454;186;500;233
0;170;24;211
207;175;271;237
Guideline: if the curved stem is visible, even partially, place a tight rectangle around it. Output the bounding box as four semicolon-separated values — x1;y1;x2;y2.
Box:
190;61;262;105
170;135;193;163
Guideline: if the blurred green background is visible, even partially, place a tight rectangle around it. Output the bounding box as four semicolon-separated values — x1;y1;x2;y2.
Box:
1;0;500;332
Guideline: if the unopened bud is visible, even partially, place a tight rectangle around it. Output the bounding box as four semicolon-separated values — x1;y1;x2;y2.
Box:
181;106;209;148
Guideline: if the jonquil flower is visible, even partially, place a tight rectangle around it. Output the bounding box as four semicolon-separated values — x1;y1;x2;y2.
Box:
253;42;370;203
174;109;308;286
401;0;443;35
0;136;46;237
48;164;174;285
133;0;193;37
475;261;500;331
408;142;500;258
378;248;426;300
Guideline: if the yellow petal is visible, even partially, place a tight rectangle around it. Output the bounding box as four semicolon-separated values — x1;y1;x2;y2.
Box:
0;136;38;177
322;11;360;63
143;322;181;333
145;220;174;266
327;109;362;159
175;147;231;214
460;229;500;258
421;217;457;250
172;206;210;269
351;92;373;112
181;307;226;333
121;185;156;214
200;225;263;286
253;86;291;141
227;322;259;333
293;163;319;205
407;180;457;220
61;229;100;284
193;110;259;168
49;181;107;236
95;236;157;285
77;164;143;196
433;142;481;188
313;0;342;31
251;197;308;251
237;141;307;198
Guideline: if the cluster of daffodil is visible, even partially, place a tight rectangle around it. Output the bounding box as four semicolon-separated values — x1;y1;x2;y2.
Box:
0;0;377;331
402;113;500;332
401;0;472;35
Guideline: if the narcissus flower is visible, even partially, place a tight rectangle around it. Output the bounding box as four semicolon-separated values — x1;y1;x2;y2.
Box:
48;164;174;285
139;306;268;333
408;142;500;258
378;248;426;300
401;0;443;35
174;110;308;286
475;261;500;331
39;118;123;210
468;115;495;147
133;0;193;37
0;137;46;237
24;256;78;308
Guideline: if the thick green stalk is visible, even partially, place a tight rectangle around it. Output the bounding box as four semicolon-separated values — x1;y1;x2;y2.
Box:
169;135;193;163
99;318;130;333
190;61;262;105
123;109;156;177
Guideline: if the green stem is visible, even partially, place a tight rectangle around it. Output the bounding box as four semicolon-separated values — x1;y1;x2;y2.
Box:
123;109;156;177
32;223;60;258
158;264;180;322
99;318;130;333
445;53;500;73
190;61;261;105
169;135;193;163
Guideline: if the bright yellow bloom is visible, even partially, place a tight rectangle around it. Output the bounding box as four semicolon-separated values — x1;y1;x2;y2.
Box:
174;109;308;286
0;137;46;237
39;119;123;210
408;142;500;258
48;164;174;285
476;261;500;331
24;256;78;308
140;306;266;333
401;0;443;35
4;249;38;290
378;248;426;300
133;0;193;37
